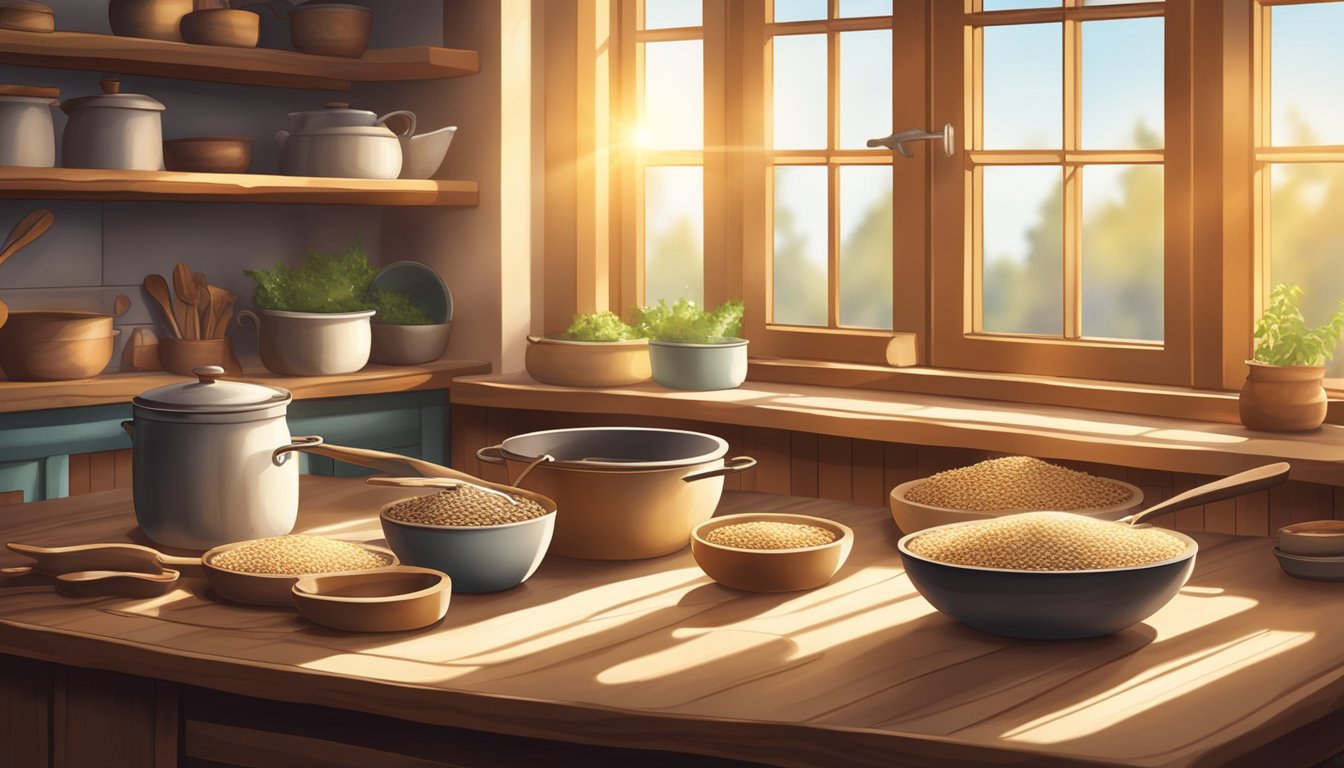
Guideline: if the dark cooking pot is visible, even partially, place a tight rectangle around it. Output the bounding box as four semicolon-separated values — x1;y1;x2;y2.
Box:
477;427;756;560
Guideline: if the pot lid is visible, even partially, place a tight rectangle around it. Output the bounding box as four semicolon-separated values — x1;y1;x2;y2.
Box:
134;366;291;414
286;124;397;138
61;78;164;115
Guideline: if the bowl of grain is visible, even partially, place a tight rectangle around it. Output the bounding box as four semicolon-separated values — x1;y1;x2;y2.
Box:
690;513;854;592
889;456;1144;534
163;535;398;606
897;512;1196;640
379;480;557;594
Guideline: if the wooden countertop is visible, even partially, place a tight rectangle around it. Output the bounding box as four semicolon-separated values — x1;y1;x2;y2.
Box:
0;358;492;414
452;372;1344;486
0;478;1342;767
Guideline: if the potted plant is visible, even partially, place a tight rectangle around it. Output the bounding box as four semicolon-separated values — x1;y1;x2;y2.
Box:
239;241;380;376
1240;283;1344;431
632;298;746;391
368;261;453;366
525;310;652;387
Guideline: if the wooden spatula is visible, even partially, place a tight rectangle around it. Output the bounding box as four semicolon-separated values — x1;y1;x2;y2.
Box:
172;263;199;339
0;208;54;270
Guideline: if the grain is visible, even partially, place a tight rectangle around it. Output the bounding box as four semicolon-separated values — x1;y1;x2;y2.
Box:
905;456;1133;511
705;521;837;550
209;535;389;575
385;484;548;527
907;511;1187;570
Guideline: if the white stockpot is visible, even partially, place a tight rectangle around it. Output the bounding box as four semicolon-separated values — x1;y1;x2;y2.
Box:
0;85;57;167
121;365;323;550
60;77;164;171
276;102;413;179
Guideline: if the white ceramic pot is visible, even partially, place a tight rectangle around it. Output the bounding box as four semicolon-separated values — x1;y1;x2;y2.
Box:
121;366;324;550
0;87;57;167
238;308;374;375
276;102;412;178
60;78;164;171
398;125;456;179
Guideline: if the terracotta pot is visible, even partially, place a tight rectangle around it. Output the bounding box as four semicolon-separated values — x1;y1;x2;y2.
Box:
179;8;260;48
108;0;193;41
1238;360;1327;432
524;336;651;387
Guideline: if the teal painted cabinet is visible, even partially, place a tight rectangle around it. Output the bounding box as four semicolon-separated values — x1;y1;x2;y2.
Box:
0;391;449;503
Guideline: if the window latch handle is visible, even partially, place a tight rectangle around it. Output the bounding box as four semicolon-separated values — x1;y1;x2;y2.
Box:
867;123;955;158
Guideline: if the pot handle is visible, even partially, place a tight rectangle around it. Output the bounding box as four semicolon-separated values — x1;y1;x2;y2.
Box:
272;435;324;467
156;554;205;574
120;420;135;442
682;456;757;484
475;445;506;465
236;309;259;335
274;129;290;148
377;110;418;138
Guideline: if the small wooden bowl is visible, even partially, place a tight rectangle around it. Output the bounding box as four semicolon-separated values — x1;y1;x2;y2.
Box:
164;137;253;174
0;312;119;380
690;513;854;593
163;541;398;606
1277;520;1344;558
889;477;1144;534
179;9;259;48
292;566;451;632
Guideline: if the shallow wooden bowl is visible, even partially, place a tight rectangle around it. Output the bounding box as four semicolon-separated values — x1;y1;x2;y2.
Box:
164;137;253;174
1277;520;1344;558
292;566;451;632
889;477;1144;534
1273;549;1344;581
179;8;259;47
524;336;652;387
167;541;398;607
690;513;854;593
0;312;119;380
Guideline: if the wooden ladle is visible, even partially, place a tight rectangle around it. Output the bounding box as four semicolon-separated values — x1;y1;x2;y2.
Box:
0;208;54;270
1117;462;1291;526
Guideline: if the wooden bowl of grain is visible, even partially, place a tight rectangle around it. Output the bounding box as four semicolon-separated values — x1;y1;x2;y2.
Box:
690;513;854;592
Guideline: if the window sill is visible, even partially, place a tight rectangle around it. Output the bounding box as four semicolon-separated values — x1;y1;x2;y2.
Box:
450;368;1344;487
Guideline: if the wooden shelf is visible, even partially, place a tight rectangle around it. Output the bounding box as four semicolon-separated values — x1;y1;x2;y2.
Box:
0;29;478;91
0;358;492;414
452;372;1344;486
0;167;478;206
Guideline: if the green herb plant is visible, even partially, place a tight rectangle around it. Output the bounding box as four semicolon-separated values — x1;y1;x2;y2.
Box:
1252;283;1344;367
246;240;431;323
560;311;640;341
369;290;433;325
632;298;745;344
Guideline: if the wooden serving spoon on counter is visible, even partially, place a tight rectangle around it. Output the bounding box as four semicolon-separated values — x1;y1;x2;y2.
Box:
1117;462;1291;526
143;274;183;339
0;208;54;270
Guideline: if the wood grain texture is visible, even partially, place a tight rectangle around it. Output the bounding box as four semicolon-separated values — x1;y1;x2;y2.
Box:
0;358;489;414
450;373;1344;486
0;479;1340;768
0;653;49;767
0;168;478;207
53;666;174;768
0;29;478;91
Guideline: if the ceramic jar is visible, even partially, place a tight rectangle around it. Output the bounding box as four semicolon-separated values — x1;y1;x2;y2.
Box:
276;102;412;178
60;78;165;171
1238;360;1328;432
0;85;57;167
237;308;375;375
122;366;323;550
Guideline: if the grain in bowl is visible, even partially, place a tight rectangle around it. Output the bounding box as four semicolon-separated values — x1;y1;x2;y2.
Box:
384;484;548;527
702;520;837;550
905;456;1134;512
208;535;390;575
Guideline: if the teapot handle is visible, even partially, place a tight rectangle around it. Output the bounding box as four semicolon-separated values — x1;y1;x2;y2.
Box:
377;110;417;138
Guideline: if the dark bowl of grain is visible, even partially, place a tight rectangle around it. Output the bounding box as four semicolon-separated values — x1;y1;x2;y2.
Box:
690;513;854;592
897;512;1197;640
379;481;557;594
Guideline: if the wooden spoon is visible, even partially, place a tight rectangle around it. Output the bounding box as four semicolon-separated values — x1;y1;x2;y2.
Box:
7;541;169;575
207;286;233;339
0;208;54;269
112;294;131;318
290;443;530;498
196;283;214;339
142;274;183;339
172;263;199;339
1118;463;1291;526
55;569;181;599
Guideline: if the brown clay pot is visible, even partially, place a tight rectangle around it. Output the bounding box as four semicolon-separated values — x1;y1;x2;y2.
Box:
1238;360;1327;432
108;0;193;42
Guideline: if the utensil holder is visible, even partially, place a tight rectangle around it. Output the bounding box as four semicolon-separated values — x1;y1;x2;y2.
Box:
158;337;242;376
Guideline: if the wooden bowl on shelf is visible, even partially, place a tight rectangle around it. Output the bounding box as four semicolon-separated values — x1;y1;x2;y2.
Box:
164;137;253;174
0;311;120;381
179;8;260;48
289;2;372;58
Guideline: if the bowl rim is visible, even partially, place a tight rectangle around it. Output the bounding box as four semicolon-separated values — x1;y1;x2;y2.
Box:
528;335;649;347
201;539;397;580
291;565;449;604
890;475;1145;517
1272;547;1344;564
691;512;854;554
896;517;1198;575
378;492;558;532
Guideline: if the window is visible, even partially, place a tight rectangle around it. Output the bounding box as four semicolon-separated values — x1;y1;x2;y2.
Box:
1260;0;1344;383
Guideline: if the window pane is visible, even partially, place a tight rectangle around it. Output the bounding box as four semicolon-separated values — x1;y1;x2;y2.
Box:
773;166;829;326
773;34;828;149
839;30;892;150
643;40;703;150
1081;165;1163;341
983;0;1060;10
839;166;893;329
1271;3;1344;147
643;0;700;29
983;24;1062;149
838;0;891;17
982;166;1062;336
1269;163;1344;377
774;0;826;22
1082;18;1163;149
645;166;704;306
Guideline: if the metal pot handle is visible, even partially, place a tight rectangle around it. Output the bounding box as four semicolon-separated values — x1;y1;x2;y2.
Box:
272;435;324;467
682;456;757;484
475;445;506;465
120;420;135;442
